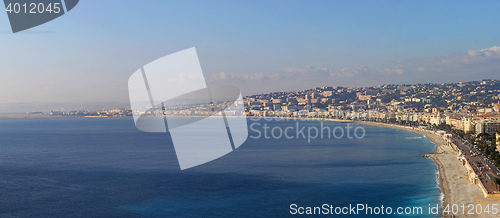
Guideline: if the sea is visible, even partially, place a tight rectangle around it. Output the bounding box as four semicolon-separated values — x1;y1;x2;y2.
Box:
0;118;441;217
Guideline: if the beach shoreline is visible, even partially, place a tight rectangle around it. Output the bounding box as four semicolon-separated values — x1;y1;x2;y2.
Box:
356;121;499;218
248;116;456;215
356;122;451;213
1;115;497;216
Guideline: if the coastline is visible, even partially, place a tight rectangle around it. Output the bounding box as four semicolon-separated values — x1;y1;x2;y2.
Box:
0;114;130;118
357;121;499;218
356;122;451;213
248;116;455;215
2;116;497;216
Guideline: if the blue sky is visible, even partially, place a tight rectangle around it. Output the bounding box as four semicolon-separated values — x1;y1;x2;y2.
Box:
1;0;500;105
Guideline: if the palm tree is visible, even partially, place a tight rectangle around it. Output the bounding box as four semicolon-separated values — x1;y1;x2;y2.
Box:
496;129;500;145
494;177;500;191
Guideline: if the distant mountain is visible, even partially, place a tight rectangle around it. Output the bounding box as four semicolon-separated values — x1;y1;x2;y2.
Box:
0;101;130;114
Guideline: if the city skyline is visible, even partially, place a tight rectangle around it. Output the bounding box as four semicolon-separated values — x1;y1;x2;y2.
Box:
20;78;500;114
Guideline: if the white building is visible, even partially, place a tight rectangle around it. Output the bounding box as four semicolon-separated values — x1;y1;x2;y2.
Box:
475;119;500;135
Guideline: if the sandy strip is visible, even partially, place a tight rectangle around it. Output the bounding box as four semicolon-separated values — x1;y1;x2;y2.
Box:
358;121;499;217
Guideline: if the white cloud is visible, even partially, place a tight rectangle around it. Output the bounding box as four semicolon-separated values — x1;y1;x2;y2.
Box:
407;46;500;70
209;45;500;87
335;66;404;77
210;65;404;82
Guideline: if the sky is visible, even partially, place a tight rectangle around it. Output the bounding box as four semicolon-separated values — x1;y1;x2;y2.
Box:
1;0;500;108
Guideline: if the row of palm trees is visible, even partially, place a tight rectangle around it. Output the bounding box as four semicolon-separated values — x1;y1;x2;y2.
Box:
494;177;500;190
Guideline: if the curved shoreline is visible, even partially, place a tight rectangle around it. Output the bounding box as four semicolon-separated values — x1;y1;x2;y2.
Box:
355;122;451;213
356;121;500;218
250;117;453;213
249;117;454;214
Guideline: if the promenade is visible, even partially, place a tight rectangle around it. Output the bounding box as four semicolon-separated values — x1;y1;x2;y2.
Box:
358;121;500;217
447;136;500;197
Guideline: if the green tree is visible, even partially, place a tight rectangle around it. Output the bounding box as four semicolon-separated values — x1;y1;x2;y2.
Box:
494;178;500;191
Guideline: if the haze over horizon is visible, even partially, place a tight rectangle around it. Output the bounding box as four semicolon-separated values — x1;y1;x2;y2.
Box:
1;1;500;106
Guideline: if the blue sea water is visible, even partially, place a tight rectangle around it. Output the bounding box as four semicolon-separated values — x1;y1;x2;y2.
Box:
0;118;441;217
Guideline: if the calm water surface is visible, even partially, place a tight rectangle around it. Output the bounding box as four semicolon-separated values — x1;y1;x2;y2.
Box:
0;118;440;217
